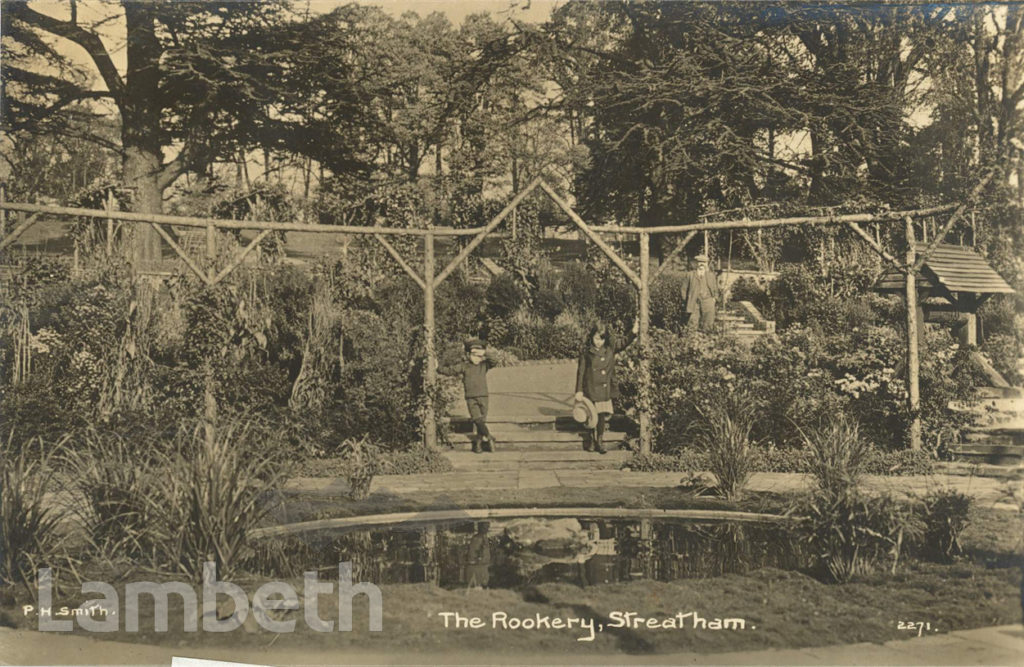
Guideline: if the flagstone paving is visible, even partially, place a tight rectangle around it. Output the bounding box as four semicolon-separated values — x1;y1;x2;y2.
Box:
2;624;1021;665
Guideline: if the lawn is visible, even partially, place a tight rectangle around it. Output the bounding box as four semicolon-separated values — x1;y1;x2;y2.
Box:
2;500;1019;657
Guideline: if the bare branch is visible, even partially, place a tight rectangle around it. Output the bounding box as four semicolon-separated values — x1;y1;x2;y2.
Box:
9;3;125;102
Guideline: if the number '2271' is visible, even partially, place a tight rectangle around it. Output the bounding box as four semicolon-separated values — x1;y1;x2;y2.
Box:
897;621;934;636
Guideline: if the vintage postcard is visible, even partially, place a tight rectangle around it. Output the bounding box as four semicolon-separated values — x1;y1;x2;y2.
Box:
1;1;1022;665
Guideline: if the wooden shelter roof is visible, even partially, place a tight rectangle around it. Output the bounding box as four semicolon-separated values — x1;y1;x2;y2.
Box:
875;243;1015;294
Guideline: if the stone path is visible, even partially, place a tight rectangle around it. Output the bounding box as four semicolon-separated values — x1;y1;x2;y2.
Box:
285;469;1019;511
2;624;1021;665
447;361;577;421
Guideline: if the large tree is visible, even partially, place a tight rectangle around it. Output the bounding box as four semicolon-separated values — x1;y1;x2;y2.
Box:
2;0;301;263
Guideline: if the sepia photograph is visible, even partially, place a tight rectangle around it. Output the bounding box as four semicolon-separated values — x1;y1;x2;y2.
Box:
0;1;1022;665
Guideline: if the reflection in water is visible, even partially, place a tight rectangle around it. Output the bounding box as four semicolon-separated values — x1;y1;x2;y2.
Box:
253;517;807;589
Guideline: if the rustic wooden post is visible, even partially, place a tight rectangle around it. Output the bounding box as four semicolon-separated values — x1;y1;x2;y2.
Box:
204;221;218;447
638;232;652;455
0;184;7;239
904;216;922;450
206;222;216;282
423;230;438;449
106;190;115;256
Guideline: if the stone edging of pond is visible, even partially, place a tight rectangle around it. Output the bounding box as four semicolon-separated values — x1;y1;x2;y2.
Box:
251;507;796;539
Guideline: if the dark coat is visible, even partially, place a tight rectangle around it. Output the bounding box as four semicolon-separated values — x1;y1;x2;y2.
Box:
575;331;634;402
682;269;720;313
440;354;496;399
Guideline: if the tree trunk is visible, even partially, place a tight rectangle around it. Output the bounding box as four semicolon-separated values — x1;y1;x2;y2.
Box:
122;2;166;267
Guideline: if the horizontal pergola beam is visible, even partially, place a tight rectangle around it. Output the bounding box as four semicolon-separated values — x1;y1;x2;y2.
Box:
587;202;961;235
0;201;507;237
0;198;961;240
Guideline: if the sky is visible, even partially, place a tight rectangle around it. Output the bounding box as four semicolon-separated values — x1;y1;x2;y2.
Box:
25;0;563;78
348;0;561;24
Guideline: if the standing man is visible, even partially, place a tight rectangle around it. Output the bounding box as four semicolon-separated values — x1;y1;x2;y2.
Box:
682;254;719;333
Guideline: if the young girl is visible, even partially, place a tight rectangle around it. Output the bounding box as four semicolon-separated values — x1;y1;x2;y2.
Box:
574;321;637;454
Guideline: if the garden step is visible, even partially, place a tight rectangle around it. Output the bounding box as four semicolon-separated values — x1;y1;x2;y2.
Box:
968;421;1024;436
446;437;629;452
449;414;636;432
962;432;1019;445
973;386;1024;399
449;431;629;446
950;395;1024;414
951;442;1024;465
727;329;772;337
444;450;630;471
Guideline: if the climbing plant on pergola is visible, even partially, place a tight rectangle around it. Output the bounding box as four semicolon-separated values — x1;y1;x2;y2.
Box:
0;173;988;452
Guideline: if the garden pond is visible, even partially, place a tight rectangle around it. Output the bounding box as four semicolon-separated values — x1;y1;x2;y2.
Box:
251;514;810;590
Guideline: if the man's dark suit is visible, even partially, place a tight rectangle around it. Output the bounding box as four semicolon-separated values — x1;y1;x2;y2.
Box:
682;268;719;332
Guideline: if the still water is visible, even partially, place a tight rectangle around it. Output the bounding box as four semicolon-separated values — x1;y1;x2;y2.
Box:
254;516;809;589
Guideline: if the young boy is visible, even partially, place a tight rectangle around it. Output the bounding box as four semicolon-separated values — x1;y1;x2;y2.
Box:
457;338;497;453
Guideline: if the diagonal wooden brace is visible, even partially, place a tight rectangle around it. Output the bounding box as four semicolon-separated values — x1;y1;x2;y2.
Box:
375;234;426;290
0;213;41;251
150;222;211;285
652;230;698;282
846;221;906;274
539;181;641;288
913;170;995;272
434;176;545;287
211;230;274;285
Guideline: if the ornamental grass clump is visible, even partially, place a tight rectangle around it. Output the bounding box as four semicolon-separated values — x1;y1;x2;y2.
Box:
63;430;162;561
164;419;289;580
695;391;758;501
65;418;288;580
0;434;65;586
795;413;923;583
801;412;870;497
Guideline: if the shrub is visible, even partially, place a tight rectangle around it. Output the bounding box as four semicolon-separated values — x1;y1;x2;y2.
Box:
623;451;709;472
538;315;587;359
0;435;64;586
913;488;971;562
754;446;810;473
507;308;543;358
796;489;923;583
484;274;525;319
338;436;380;500
436;281;487;341
533;288;566;320
376;447;454;475
558;262;598;315
695;390;758;501
333;309;421;445
862;449;935;476
768;264;880;334
650;273;687;331
592;270;637;332
981;332;1023;386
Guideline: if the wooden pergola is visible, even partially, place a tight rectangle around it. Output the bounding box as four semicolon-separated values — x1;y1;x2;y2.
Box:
0;174;986;452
